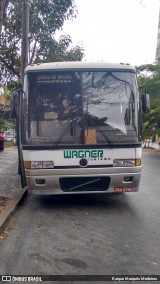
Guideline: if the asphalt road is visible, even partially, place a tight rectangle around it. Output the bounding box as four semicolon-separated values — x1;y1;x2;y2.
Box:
0;149;160;282
0;146;20;198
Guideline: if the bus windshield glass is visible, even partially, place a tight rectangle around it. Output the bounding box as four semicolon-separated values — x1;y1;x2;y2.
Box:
23;70;139;145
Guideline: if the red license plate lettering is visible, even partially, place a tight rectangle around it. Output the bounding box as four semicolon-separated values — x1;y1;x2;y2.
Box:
114;186;133;192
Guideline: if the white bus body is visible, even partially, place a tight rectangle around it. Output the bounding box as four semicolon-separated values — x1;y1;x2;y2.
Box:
21;62;142;194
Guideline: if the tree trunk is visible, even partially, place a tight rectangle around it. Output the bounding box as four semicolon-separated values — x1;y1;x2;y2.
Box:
0;0;10;37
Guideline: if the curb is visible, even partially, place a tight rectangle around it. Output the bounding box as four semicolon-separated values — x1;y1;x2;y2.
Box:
4;143;16;148
143;147;160;153
0;188;28;235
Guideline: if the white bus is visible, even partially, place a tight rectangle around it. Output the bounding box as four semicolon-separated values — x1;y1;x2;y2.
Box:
11;62;149;194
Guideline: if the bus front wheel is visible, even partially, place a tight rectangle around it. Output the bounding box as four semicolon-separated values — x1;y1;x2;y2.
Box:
0;141;4;151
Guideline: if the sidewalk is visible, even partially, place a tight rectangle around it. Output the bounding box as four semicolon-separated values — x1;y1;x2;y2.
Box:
152;141;160;149
0;146;27;236
143;141;160;151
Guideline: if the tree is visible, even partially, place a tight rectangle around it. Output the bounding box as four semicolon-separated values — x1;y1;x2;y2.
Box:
0;0;84;88
137;63;160;141
3;85;11;100
0;0;10;35
136;64;160;99
0;88;11;123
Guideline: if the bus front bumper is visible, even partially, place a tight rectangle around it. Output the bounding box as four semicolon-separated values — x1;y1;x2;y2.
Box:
25;166;142;195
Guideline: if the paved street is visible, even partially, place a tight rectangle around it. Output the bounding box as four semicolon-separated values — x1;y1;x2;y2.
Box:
0;146;21;198
0;148;160;282
0;146;17;174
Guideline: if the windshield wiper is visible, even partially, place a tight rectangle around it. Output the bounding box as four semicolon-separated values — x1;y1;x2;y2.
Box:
54;120;74;146
86;114;114;147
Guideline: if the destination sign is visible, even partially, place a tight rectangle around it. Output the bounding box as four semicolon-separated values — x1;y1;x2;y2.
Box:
37;74;72;83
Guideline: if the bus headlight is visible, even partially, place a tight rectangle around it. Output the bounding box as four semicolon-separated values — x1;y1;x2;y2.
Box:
113;159;135;167
42;161;54;169
31;161;42;169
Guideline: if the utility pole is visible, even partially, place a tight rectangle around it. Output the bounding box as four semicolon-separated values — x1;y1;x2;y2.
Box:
21;0;29;84
156;5;160;61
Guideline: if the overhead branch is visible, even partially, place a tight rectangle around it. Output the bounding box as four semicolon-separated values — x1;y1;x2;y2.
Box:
0;0;10;34
0;54;20;78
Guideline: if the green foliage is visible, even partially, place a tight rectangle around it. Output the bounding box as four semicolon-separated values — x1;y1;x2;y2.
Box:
137;63;160;139
0;118;10;130
136;64;160;100
0;0;84;88
3;86;11;100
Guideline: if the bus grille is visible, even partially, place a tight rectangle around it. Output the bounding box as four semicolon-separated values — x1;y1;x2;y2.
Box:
59;177;110;192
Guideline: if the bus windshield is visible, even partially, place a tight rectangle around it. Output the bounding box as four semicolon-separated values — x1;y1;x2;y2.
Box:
23;70;139;145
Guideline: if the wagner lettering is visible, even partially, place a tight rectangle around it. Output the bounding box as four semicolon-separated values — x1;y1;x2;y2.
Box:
64;150;103;159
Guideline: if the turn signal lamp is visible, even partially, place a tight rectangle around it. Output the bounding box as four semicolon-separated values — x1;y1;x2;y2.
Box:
135;159;141;166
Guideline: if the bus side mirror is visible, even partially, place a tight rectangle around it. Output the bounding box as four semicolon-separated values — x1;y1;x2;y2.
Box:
10;93;19;118
142;94;150;113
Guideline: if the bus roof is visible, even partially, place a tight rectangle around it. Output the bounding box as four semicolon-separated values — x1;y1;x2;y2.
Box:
25;62;136;72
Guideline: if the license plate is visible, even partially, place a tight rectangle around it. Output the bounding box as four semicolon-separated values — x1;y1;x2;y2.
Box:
114;186;133;192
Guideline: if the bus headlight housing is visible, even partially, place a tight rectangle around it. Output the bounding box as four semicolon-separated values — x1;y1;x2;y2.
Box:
25;161;54;169
113;159;136;167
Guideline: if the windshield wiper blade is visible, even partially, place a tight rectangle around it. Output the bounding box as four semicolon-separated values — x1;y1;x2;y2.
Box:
86;114;114;146
54;120;73;146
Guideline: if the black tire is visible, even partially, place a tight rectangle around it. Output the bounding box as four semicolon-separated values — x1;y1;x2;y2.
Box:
0;141;4;151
